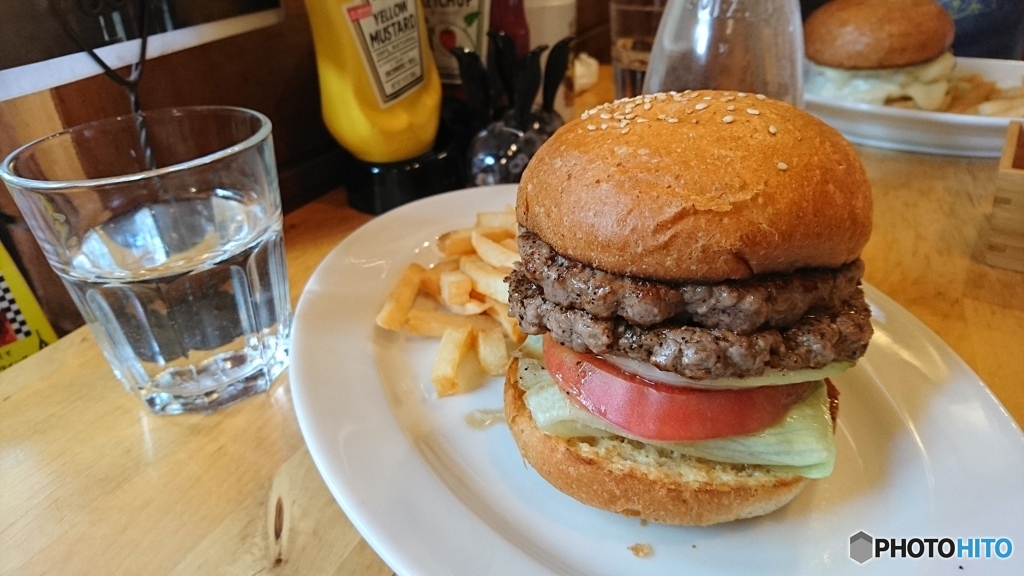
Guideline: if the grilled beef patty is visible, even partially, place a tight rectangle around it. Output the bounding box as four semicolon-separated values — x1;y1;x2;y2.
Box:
517;229;865;334
507;232;873;380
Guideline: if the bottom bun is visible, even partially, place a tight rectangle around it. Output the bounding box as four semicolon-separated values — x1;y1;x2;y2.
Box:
503;358;809;526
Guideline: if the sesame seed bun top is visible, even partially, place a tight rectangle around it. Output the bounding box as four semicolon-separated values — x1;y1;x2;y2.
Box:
516;90;873;283
804;0;955;69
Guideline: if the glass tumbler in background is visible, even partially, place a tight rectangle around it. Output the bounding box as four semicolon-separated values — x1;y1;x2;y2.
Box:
0;107;291;415
643;0;804;106
610;0;668;99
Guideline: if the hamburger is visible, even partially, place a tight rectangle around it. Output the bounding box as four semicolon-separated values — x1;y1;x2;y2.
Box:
803;0;956;111
503;90;874;525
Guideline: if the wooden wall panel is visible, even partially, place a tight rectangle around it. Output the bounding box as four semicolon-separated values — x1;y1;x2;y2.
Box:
49;0;340;212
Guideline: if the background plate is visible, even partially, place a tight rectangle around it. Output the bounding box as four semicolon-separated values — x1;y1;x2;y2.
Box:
291;185;1024;575
805;57;1024;157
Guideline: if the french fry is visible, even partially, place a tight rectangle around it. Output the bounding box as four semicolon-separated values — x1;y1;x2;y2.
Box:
437;229;476;256
998;86;1024;99
430;325;475;396
420;258;460;299
375;263;426;331
486;300;527;344
471;230;520;269
977;96;1024;117
437;227;514;257
897;72;1024;118
405;308;500;337
475;209;517;234
946;74;999;113
475;328;509;376
460;255;510;303
439;270;473;306
444;299;493;315
377;209;527;398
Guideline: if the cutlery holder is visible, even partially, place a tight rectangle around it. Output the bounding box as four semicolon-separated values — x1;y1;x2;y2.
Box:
982;121;1024;272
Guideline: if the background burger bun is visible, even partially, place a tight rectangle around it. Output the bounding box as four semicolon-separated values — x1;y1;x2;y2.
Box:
804;0;955;69
516;90;872;283
504;358;809;525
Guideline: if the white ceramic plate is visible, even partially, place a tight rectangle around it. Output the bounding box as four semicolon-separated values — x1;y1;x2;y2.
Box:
291;185;1024;575
805;57;1024;157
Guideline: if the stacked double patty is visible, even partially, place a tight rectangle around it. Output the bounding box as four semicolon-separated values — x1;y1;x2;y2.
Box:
508;229;872;381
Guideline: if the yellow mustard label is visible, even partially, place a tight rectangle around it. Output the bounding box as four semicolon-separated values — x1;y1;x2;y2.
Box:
345;0;426;106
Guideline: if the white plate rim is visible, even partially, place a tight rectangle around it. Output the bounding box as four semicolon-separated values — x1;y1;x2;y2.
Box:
804;56;1024;157
290;185;1024;576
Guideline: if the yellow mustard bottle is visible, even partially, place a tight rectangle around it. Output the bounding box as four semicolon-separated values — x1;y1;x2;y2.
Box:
305;0;442;164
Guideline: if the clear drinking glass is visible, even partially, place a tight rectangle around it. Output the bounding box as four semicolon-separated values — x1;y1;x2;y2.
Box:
610;0;668;99
0;107;291;414
642;0;804;106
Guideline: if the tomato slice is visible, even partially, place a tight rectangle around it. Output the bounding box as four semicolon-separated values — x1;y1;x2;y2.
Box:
541;335;815;442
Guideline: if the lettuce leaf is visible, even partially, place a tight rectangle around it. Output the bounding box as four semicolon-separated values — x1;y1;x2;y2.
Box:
520;359;835;479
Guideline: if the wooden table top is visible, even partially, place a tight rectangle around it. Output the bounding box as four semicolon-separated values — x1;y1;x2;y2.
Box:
3;76;1023;575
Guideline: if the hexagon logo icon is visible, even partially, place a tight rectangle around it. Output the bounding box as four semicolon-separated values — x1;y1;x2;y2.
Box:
850;531;874;564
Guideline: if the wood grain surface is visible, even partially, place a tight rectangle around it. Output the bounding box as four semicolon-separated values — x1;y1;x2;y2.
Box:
2;69;1022;575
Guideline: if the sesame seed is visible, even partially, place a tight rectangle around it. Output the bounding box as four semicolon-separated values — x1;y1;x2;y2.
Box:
657;114;666;120
726;105;736;111
667;117;679;123
587;124;597;131
683;89;692;94
581;112;589;120
636;118;649;123
656;93;667;100
625;113;637;120
702;96;712;100
738;92;747;97
600;113;611;119
614;113;624;119
695;103;708;110
768;125;778;135
673;95;683;101
756;94;766;100
777;162;788;171
601;123;609;129
722;115;735;123
747;108;760;115
620;119;628;127
643;102;652;110
621;127;630;134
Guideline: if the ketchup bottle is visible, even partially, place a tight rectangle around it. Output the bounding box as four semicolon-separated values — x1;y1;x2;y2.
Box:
490;0;531;57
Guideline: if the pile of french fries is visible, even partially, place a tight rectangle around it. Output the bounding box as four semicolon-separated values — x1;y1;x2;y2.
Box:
375;208;526;397
945;73;1024;118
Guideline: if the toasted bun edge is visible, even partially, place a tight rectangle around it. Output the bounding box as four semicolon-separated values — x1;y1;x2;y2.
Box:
503;358;809;526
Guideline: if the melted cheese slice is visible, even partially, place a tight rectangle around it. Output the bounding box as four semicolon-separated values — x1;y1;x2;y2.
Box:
805;51;956;111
